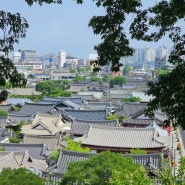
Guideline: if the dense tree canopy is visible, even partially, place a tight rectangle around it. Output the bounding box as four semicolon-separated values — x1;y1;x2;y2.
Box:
0;168;45;185
1;0;185;127
60;151;144;185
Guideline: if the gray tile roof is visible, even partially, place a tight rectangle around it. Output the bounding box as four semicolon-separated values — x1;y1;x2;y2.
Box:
115;102;147;118
7;114;32;126
7;97;33;106
12;102;57;116
69;119;119;136
83;102;112;110
75;125;168;149
55;150;92;173
23;135;62;151
0;143;48;160
73;94;96;102
0;128;14;142
0;116;7;128
63;109;108;121
123;118;163;127
0;104;14;113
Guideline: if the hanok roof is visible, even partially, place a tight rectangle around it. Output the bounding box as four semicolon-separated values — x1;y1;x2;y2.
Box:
123;118;163;127
83;102;112;110
7;97;33;106
0;116;7;128
73;94;96;102
0;128;13;142
12;102;58;116
68;84;88;93
115;102;147;118
62;109;108;121
0;143;48;160
21;113;71;135
74;125;168;149
23;135;62;151
69;119;119;136
0;150;47;173
77;91;103;99
6;114;32;126
0;104;15;113
54;150;92;173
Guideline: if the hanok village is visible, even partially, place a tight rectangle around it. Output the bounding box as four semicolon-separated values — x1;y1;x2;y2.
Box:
0;78;182;184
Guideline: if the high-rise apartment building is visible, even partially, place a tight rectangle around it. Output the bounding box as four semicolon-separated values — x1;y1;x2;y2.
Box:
18;49;37;62
58;50;66;68
145;46;155;62
12;52;21;63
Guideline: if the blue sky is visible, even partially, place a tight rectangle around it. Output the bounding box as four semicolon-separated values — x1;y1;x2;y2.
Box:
1;0;176;59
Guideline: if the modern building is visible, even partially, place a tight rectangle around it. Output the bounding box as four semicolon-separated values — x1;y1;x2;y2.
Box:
12;52;21;63
18;49;37;62
58;50;66;68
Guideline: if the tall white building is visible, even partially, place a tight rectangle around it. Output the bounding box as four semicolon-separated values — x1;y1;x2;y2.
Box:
12;52;21;63
145;46;155;62
58;50;66;68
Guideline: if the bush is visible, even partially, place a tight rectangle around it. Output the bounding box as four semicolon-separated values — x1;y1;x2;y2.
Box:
130;148;147;154
0;110;8;116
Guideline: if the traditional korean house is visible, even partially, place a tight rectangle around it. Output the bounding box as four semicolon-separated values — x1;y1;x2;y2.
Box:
69;118;119;137
74;125;169;154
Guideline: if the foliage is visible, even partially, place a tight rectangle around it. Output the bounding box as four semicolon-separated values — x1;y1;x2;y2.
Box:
9;94;44;103
145;60;185;129
74;73;85;83
102;74;110;82
106;114;117;120
9;137;20;143
123;96;141;103
0;110;8;116
108;167;152;185
49;150;60;161
156;68;171;77
0;10;28;102
123;66;132;76
130;148;147;154
109;76;126;88
154;157;185;185
92;76;102;83
13;106;20;111
0;167;45;185
65;138;90;153
60;151;142;185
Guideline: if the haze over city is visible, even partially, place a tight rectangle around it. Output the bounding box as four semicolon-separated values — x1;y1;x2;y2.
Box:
1;0;177;59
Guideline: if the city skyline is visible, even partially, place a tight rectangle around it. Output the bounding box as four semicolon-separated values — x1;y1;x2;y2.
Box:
1;1;175;59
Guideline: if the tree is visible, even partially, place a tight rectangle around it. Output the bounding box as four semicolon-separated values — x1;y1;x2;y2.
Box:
0;167;45;185
130;148;147;154
109;76;126;88
0;109;8;116
0;11;27;102
65;138;90;153
60;151;143;185
123;96;141;103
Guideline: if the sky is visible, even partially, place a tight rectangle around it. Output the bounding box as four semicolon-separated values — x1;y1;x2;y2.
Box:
0;0;178;59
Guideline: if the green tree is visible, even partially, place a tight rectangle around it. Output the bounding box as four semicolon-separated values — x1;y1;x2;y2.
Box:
106;114;117;120
65;138;90;153
92;76;102;83
0;110;8;116
108;167;152;185
60;151;143;185
123;96;141;103
0;167;45;185
123;66;132;76
74;73;85;83
0;11;27;102
109;76;126;88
